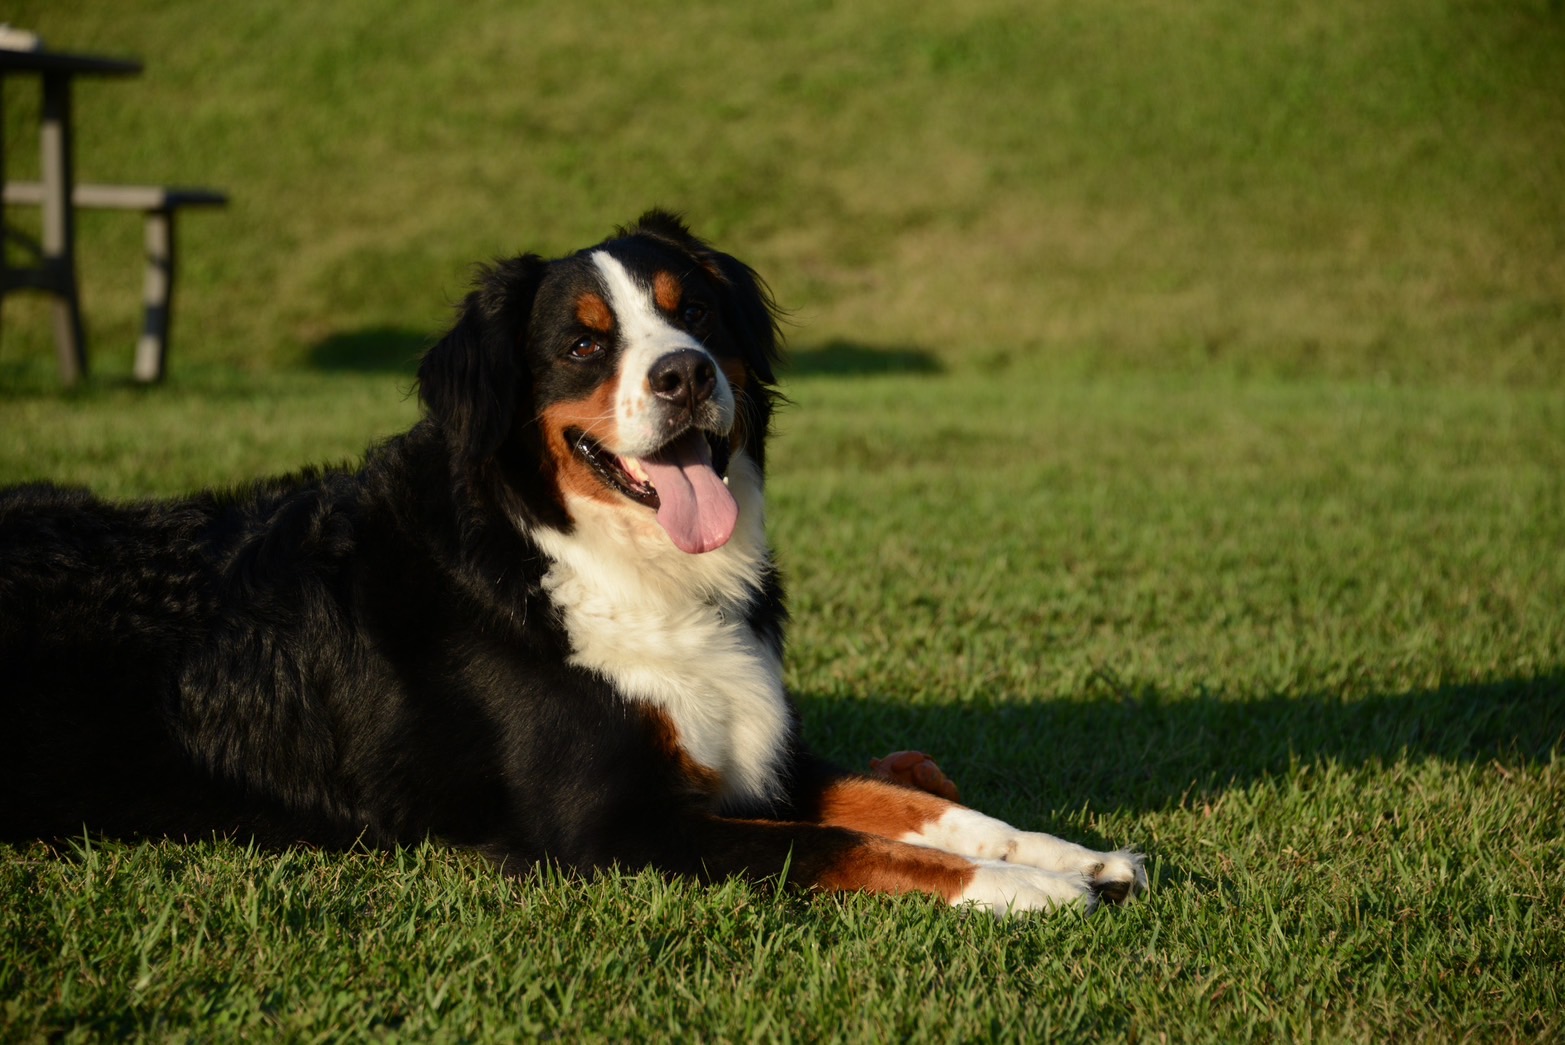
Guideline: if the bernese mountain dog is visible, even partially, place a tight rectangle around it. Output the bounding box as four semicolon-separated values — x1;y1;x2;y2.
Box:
0;212;1145;915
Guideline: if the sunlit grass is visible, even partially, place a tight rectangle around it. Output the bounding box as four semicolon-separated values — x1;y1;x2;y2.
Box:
3;0;1563;1039
3;364;1561;1040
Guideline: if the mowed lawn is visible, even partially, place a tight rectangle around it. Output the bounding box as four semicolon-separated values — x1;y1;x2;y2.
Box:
3;0;1563;1041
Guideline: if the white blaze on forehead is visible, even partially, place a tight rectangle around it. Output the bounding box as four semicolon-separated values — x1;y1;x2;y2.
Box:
590;250;733;457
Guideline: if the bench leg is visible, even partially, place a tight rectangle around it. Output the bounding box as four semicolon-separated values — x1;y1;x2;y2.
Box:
133;207;174;383
41;71;89;384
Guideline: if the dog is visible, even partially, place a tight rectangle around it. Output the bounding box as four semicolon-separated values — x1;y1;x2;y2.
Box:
0;212;1145;915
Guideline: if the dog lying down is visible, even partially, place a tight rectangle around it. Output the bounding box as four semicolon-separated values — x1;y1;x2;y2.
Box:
0;212;1146;916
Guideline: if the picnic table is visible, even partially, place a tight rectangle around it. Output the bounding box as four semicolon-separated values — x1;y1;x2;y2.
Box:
1;39;226;384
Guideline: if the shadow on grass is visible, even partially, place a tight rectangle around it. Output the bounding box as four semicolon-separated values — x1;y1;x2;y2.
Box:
782;340;943;378
797;672;1564;819
309;327;429;374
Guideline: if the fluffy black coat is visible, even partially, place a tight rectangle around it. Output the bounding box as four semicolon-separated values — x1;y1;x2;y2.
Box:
0;216;816;878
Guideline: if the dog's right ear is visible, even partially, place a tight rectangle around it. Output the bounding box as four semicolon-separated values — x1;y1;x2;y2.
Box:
417;255;548;463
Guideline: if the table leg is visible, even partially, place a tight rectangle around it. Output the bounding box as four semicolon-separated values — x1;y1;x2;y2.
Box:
40;71;88;384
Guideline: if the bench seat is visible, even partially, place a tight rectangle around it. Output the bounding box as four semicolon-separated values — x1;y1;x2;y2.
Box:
3;181;226;381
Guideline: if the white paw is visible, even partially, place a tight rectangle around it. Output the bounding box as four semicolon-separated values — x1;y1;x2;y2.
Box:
953;861;1095;917
1010;836;1148;904
1086;848;1148;904
904;809;1149;906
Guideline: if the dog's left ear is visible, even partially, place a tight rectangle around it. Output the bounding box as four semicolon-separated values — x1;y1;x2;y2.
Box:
625;210;782;385
417;255;548;463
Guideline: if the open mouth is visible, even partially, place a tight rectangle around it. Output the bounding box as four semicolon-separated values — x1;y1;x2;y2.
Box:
564;425;739;554
566;426;731;510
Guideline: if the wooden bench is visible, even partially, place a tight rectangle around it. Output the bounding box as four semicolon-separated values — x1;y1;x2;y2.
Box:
3;181;226;381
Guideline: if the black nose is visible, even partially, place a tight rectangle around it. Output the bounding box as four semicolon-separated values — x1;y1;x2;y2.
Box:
648;349;717;411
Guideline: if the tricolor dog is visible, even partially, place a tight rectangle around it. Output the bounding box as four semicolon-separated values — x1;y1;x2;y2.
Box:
0;212;1145;915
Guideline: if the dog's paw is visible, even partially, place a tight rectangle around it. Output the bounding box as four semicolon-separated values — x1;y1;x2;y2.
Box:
911;809;1149;905
1006;833;1148;904
953;861;1096;917
1085;848;1148;905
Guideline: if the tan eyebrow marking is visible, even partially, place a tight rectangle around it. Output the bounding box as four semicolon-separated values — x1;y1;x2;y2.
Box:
652;270;682;314
576;291;614;333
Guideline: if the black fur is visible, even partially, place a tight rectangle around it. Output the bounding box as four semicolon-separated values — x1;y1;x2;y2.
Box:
0;213;880;885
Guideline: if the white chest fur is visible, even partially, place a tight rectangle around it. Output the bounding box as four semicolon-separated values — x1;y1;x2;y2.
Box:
529;454;790;808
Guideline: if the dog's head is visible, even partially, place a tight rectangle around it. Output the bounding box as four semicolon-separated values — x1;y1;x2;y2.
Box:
417;211;781;555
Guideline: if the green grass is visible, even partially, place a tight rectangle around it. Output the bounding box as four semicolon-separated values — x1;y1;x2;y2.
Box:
3;0;1562;383
3;369;1561;1042
4;0;1564;1041
4;756;1557;1042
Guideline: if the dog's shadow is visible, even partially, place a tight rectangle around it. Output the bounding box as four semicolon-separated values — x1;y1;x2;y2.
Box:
796;670;1562;851
309;327;429;374
781;340;943;378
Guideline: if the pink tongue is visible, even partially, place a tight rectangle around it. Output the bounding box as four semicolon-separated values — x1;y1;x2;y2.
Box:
637;431;739;554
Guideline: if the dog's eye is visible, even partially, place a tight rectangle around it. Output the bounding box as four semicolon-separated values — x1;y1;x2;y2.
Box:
681;303;709;328
568;336;603;360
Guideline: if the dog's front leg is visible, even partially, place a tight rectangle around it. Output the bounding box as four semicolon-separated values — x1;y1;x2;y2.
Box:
808;773;1148;905
620;814;1100;917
